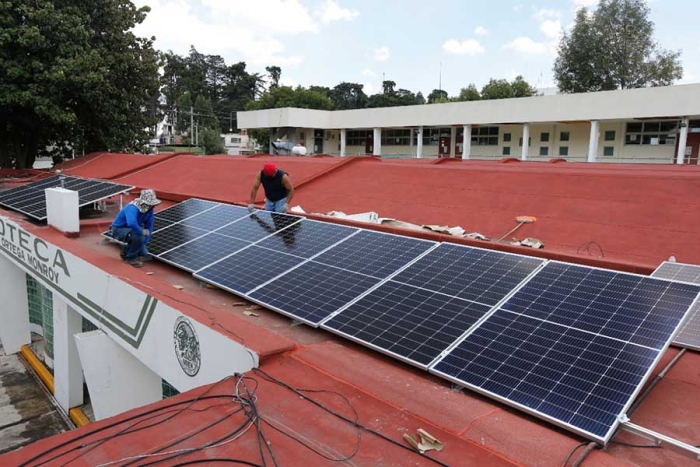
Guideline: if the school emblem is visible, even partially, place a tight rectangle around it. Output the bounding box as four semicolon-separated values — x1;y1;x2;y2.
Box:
173;317;201;377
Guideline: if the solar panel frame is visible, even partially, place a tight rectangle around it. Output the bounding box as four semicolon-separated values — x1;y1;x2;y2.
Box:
652;261;700;351
429;260;700;444
0;175;134;221
320;245;545;369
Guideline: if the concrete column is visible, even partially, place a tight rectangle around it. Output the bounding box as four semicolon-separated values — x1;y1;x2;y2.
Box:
373;128;382;156
75;330;161;420
521;123;530;161
340;129;347;157
417;126;423;159
46;187;79;235
587;120;600;163
0;255;30;354
53;297;84;412
677;117;690;165
462;125;471;160
449;127;457;157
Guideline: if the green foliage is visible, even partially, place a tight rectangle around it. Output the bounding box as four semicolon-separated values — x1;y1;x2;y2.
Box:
456;85;481;101
247;129;270;152
329;82;368;110
481;76;537;100
415;92;426;105
265;66;281;89
367;80;422;108
175;93;193;134
194;95;217;130
246;86;334;111
554;0;683;92
200;128;224;155
427;89;449;104
0;0;161;168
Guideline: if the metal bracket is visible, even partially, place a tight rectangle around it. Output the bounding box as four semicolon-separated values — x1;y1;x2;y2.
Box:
620;420;700;461
290;318;303;327
450;383;464;393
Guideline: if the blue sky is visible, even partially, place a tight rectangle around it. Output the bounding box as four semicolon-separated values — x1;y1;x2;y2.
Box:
133;0;699;96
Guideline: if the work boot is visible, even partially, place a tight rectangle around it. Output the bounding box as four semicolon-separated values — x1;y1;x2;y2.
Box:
140;254;153;262
125;258;143;268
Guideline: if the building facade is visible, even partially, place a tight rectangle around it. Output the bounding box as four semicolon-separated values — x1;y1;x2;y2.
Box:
238;84;700;164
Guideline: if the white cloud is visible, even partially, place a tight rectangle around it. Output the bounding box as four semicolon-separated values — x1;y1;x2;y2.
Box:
503;37;555;56
373;46;391;62
532;8;561;20
362;68;375;76
279;76;298;87
513;4;523;12
442;39;485;56
363;82;377;95
574;0;598;6
540;20;563;39
315;0;359;24
474;26;488;36
200;0;318;34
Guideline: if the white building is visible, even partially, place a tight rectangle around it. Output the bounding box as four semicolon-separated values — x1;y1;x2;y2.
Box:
237;84;700;164
221;131;253;155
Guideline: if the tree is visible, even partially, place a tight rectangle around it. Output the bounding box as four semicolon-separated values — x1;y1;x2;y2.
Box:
554;0;682;92
511;76;538;97
246;86;334;111
266;66;281;89
194;95;217;130
175;93;193;135
329;82;368;110
382;80;396;94
0;0;160;168
415;92;426;105
427;89;449;104
456;85;481;101
481;79;513;100
200;128;225;155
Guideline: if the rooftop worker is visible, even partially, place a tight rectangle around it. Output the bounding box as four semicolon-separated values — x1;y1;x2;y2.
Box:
109;189;161;268
248;162;294;214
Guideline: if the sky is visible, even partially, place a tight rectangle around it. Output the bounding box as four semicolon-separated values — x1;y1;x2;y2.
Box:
132;0;700;97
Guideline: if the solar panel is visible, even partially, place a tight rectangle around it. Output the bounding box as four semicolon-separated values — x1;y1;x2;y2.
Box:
652;261;700;350
322;244;545;368
247;230;437;326
194;245;305;294
248;261;382;326
176;204;251;232
0;175;133;221
255;220;358;258
312;230;435;279
431;261;700;443
153;198;220;232
159;233;251;272
212;211;301;242
146;223;209;256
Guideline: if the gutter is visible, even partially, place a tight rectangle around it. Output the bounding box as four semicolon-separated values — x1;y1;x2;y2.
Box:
20;345;91;428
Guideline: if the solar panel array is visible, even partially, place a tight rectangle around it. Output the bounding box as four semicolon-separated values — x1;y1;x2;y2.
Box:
652;261;700;351
0;175;134;220
106;198;700;444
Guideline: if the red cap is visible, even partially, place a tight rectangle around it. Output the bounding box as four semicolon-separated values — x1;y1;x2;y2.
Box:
263;162;277;176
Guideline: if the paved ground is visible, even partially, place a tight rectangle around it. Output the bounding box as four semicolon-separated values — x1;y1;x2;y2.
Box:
0;344;68;455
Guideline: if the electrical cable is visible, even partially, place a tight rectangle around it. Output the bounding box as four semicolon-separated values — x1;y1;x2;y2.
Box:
21;377;237;467
170;460;264;467
610;440;660;448
561;442;588;467
253;368;451;467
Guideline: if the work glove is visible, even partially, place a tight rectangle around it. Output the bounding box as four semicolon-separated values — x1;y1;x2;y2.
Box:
247;204;255;213
142;229;150;236
280;203;289;214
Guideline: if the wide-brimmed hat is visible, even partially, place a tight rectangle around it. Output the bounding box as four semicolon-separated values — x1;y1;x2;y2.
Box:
139;189;161;206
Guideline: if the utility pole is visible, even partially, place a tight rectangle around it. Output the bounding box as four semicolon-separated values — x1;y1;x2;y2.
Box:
190;106;194;148
195;122;199;147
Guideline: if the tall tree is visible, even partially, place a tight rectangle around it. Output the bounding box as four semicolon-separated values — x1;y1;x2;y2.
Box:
554;0;682;92
175;93;193;135
266;66;281;89
246;86;334;111
382;80;396;94
415;92;426;105
427;89;449;104
511;76;538;97
194;95;217;130
455;84;481;101
481;79;513;100
0;0;160;167
329;82;368;109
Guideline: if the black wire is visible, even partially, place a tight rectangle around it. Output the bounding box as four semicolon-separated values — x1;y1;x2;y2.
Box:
170;460;263;467
577;241;605;258
253;368;451;467
561;442;588;467
22;377;236;467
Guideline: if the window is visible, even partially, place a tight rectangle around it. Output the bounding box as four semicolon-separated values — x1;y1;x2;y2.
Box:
417;127;451;146
502;146;511;156
471;126;499;146
540;132;550;142
346;130;371;146
230;137;241;144
539;147;549;156
381;129;411;146
503;133;512;142
604;130;616;141
559;146;569;156
519;137;532;147
625;120;678;146
560;131;570;142
314;129;324;138
603;146;615;156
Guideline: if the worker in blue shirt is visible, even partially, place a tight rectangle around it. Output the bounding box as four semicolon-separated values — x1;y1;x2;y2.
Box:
110;189;161;268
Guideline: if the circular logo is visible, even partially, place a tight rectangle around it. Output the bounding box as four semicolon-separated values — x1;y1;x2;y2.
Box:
173;317;201;377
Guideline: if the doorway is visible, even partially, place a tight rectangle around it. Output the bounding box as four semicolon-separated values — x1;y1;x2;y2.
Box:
365;133;373;155
683;132;700;164
439;136;451;157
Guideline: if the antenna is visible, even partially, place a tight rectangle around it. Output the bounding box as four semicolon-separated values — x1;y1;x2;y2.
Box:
439;62;442;92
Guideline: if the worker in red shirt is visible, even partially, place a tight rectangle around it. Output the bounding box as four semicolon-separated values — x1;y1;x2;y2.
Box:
248;162;294;213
